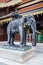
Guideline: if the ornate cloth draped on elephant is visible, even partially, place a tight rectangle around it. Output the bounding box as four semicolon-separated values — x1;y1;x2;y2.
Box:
7;14;36;47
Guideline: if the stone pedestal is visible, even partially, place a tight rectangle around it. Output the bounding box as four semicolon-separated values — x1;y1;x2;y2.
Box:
0;47;35;63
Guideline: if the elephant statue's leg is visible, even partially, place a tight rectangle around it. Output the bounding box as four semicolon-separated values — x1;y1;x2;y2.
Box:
19;26;26;47
31;25;36;46
23;28;26;46
11;34;14;45
19;26;24;47
7;30;11;45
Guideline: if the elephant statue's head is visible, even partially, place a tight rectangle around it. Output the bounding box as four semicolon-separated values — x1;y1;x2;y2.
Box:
25;15;35;27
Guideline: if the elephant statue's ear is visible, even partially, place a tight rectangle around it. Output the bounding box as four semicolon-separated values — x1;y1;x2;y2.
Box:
29;15;36;22
27;15;33;19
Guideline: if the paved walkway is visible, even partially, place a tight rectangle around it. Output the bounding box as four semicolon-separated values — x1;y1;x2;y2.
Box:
0;52;43;65
0;42;43;65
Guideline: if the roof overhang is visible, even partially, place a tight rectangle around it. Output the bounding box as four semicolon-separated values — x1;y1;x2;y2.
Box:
21;8;43;16
0;8;43;23
0;18;12;23
0;0;22;8
18;0;42;9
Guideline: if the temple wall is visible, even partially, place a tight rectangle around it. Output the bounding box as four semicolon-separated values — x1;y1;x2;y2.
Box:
0;0;43;42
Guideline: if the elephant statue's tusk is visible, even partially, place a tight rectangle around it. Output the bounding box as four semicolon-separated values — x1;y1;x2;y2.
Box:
36;30;41;34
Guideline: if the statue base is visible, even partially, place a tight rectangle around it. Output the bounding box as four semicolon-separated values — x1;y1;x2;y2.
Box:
0;45;35;63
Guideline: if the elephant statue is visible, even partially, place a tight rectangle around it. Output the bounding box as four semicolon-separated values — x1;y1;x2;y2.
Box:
7;14;36;47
